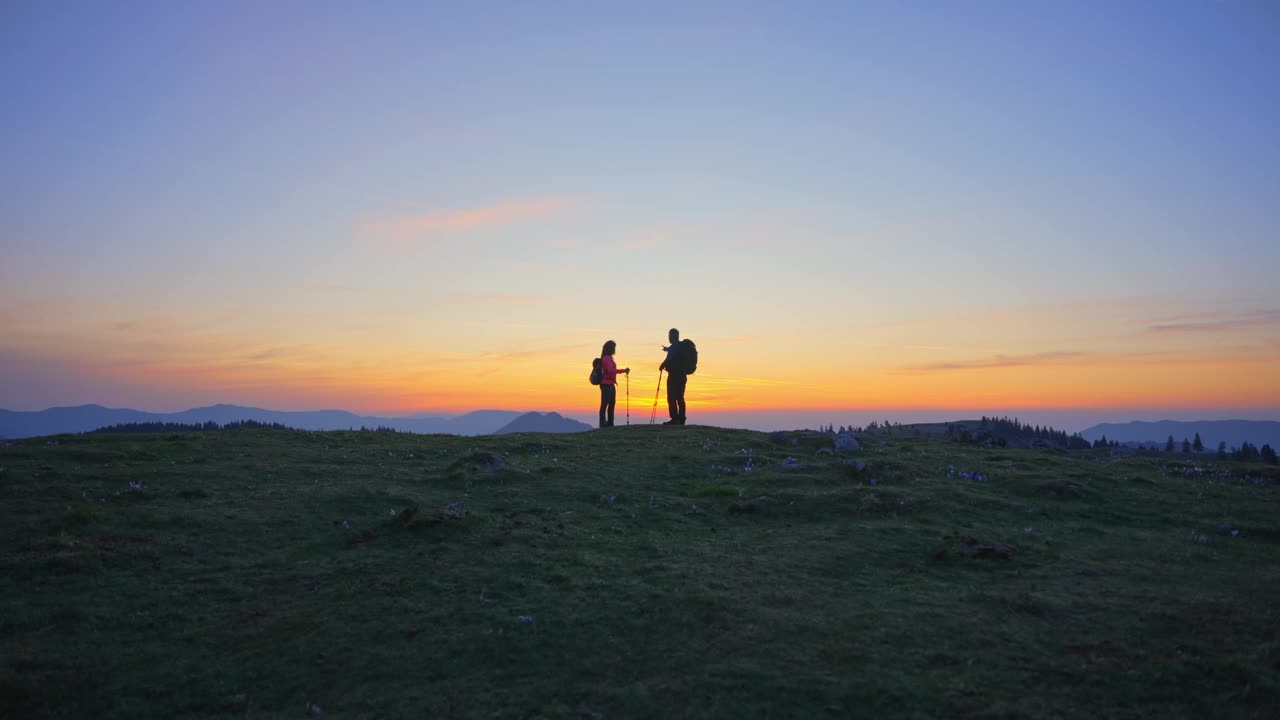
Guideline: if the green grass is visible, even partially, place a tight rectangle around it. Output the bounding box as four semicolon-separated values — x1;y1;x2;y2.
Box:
2;426;1279;719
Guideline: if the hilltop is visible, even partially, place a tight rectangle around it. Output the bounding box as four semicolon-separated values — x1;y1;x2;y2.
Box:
492;411;592;434
0;405;533;438
2;426;1278;717
1079;419;1280;450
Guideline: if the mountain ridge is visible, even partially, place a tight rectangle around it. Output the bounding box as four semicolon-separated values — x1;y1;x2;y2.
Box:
492;411;593;434
0;404;536;438
1079;420;1279;449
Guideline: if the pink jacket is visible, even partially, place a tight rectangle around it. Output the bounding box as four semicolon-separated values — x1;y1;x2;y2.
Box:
601;355;626;385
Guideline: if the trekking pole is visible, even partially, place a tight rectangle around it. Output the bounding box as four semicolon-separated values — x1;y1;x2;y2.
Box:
649;370;664;425
626;372;630;425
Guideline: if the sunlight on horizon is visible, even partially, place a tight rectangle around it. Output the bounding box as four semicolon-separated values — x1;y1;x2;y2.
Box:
1;3;1277;424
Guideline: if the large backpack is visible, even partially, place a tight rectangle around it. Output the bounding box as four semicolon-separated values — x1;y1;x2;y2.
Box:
589;357;603;386
681;339;697;374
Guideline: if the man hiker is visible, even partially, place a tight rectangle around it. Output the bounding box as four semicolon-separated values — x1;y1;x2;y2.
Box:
659;327;688;425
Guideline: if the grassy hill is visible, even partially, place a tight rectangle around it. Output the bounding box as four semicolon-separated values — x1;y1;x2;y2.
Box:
2;426;1278;718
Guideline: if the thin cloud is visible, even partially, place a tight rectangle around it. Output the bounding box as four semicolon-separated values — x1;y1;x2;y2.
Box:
905;351;1091;373
364;196;577;244
239;345;319;362
1146;310;1280;334
623;228;669;250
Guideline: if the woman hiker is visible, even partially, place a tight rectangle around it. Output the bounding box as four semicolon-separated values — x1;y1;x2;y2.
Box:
599;340;630;428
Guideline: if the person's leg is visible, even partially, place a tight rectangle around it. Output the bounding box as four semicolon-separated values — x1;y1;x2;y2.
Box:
605;384;616;426
667;374;686;424
666;375;679;422
674;374;688;423
599;386;609;428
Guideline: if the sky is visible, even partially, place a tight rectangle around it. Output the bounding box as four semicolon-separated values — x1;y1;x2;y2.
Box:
1;1;1278;432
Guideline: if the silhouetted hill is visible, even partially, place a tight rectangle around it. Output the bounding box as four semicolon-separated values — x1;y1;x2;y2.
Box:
0;404;523;438
491;412;593;434
0;405;155;438
1079;420;1279;450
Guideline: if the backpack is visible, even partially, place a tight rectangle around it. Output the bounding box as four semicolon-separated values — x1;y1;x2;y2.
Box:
681;339;697;374
589;358;603;386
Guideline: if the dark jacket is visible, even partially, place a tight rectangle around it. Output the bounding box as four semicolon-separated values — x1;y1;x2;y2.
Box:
661;342;686;376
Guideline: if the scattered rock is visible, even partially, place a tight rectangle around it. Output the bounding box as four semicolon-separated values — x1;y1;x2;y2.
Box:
1214;522;1235;537
953;536;1016;560
843;459;868;473
834;432;861;452
451;451;509;473
816;447;834;456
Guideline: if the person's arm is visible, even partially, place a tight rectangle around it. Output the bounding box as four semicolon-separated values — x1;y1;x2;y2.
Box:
661;344;680;372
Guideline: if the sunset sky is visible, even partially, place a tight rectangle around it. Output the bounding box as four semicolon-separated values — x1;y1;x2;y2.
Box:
2;2;1277;430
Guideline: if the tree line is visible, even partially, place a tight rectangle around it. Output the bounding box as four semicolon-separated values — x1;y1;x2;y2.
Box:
1155;433;1277;464
89;421;404;434
90;420;297;433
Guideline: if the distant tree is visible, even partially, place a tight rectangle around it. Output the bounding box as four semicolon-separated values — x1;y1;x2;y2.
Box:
1217;441;1228;460
1262;444;1278;465
1181;438;1192;453
1165;435;1175;453
1093;435;1109;449
1233;442;1262;462
1193;433;1204;452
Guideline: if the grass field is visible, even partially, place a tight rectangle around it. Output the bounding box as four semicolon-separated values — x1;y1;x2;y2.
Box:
2;425;1279;719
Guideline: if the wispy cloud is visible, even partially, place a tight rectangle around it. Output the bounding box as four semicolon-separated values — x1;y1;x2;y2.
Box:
904;351;1091;373
238;345;319;363
623;228;668;250
1146;310;1280;335
364;196;577;245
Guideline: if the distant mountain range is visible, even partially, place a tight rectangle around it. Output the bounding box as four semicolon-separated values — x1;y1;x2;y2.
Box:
0;404;537;438
492;412;592;434
1079;420;1279;450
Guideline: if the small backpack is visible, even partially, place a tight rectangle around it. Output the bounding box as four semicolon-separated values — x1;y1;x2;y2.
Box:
589;357;603;386
681;339;698;374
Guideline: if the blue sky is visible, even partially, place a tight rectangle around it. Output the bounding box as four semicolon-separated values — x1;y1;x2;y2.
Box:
2;1;1277;427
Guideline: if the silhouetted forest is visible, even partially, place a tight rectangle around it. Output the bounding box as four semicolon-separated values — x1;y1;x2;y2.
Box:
89;420;406;435
90;420;298;434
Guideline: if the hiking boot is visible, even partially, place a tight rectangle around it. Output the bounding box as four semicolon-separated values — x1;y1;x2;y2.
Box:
663;419;680;425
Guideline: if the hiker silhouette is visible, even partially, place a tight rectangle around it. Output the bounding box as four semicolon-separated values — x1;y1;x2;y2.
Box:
658;328;693;425
598;340;629;428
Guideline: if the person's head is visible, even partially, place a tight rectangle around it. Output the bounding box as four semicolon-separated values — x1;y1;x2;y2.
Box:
668;328;680;343
602;340;616;356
